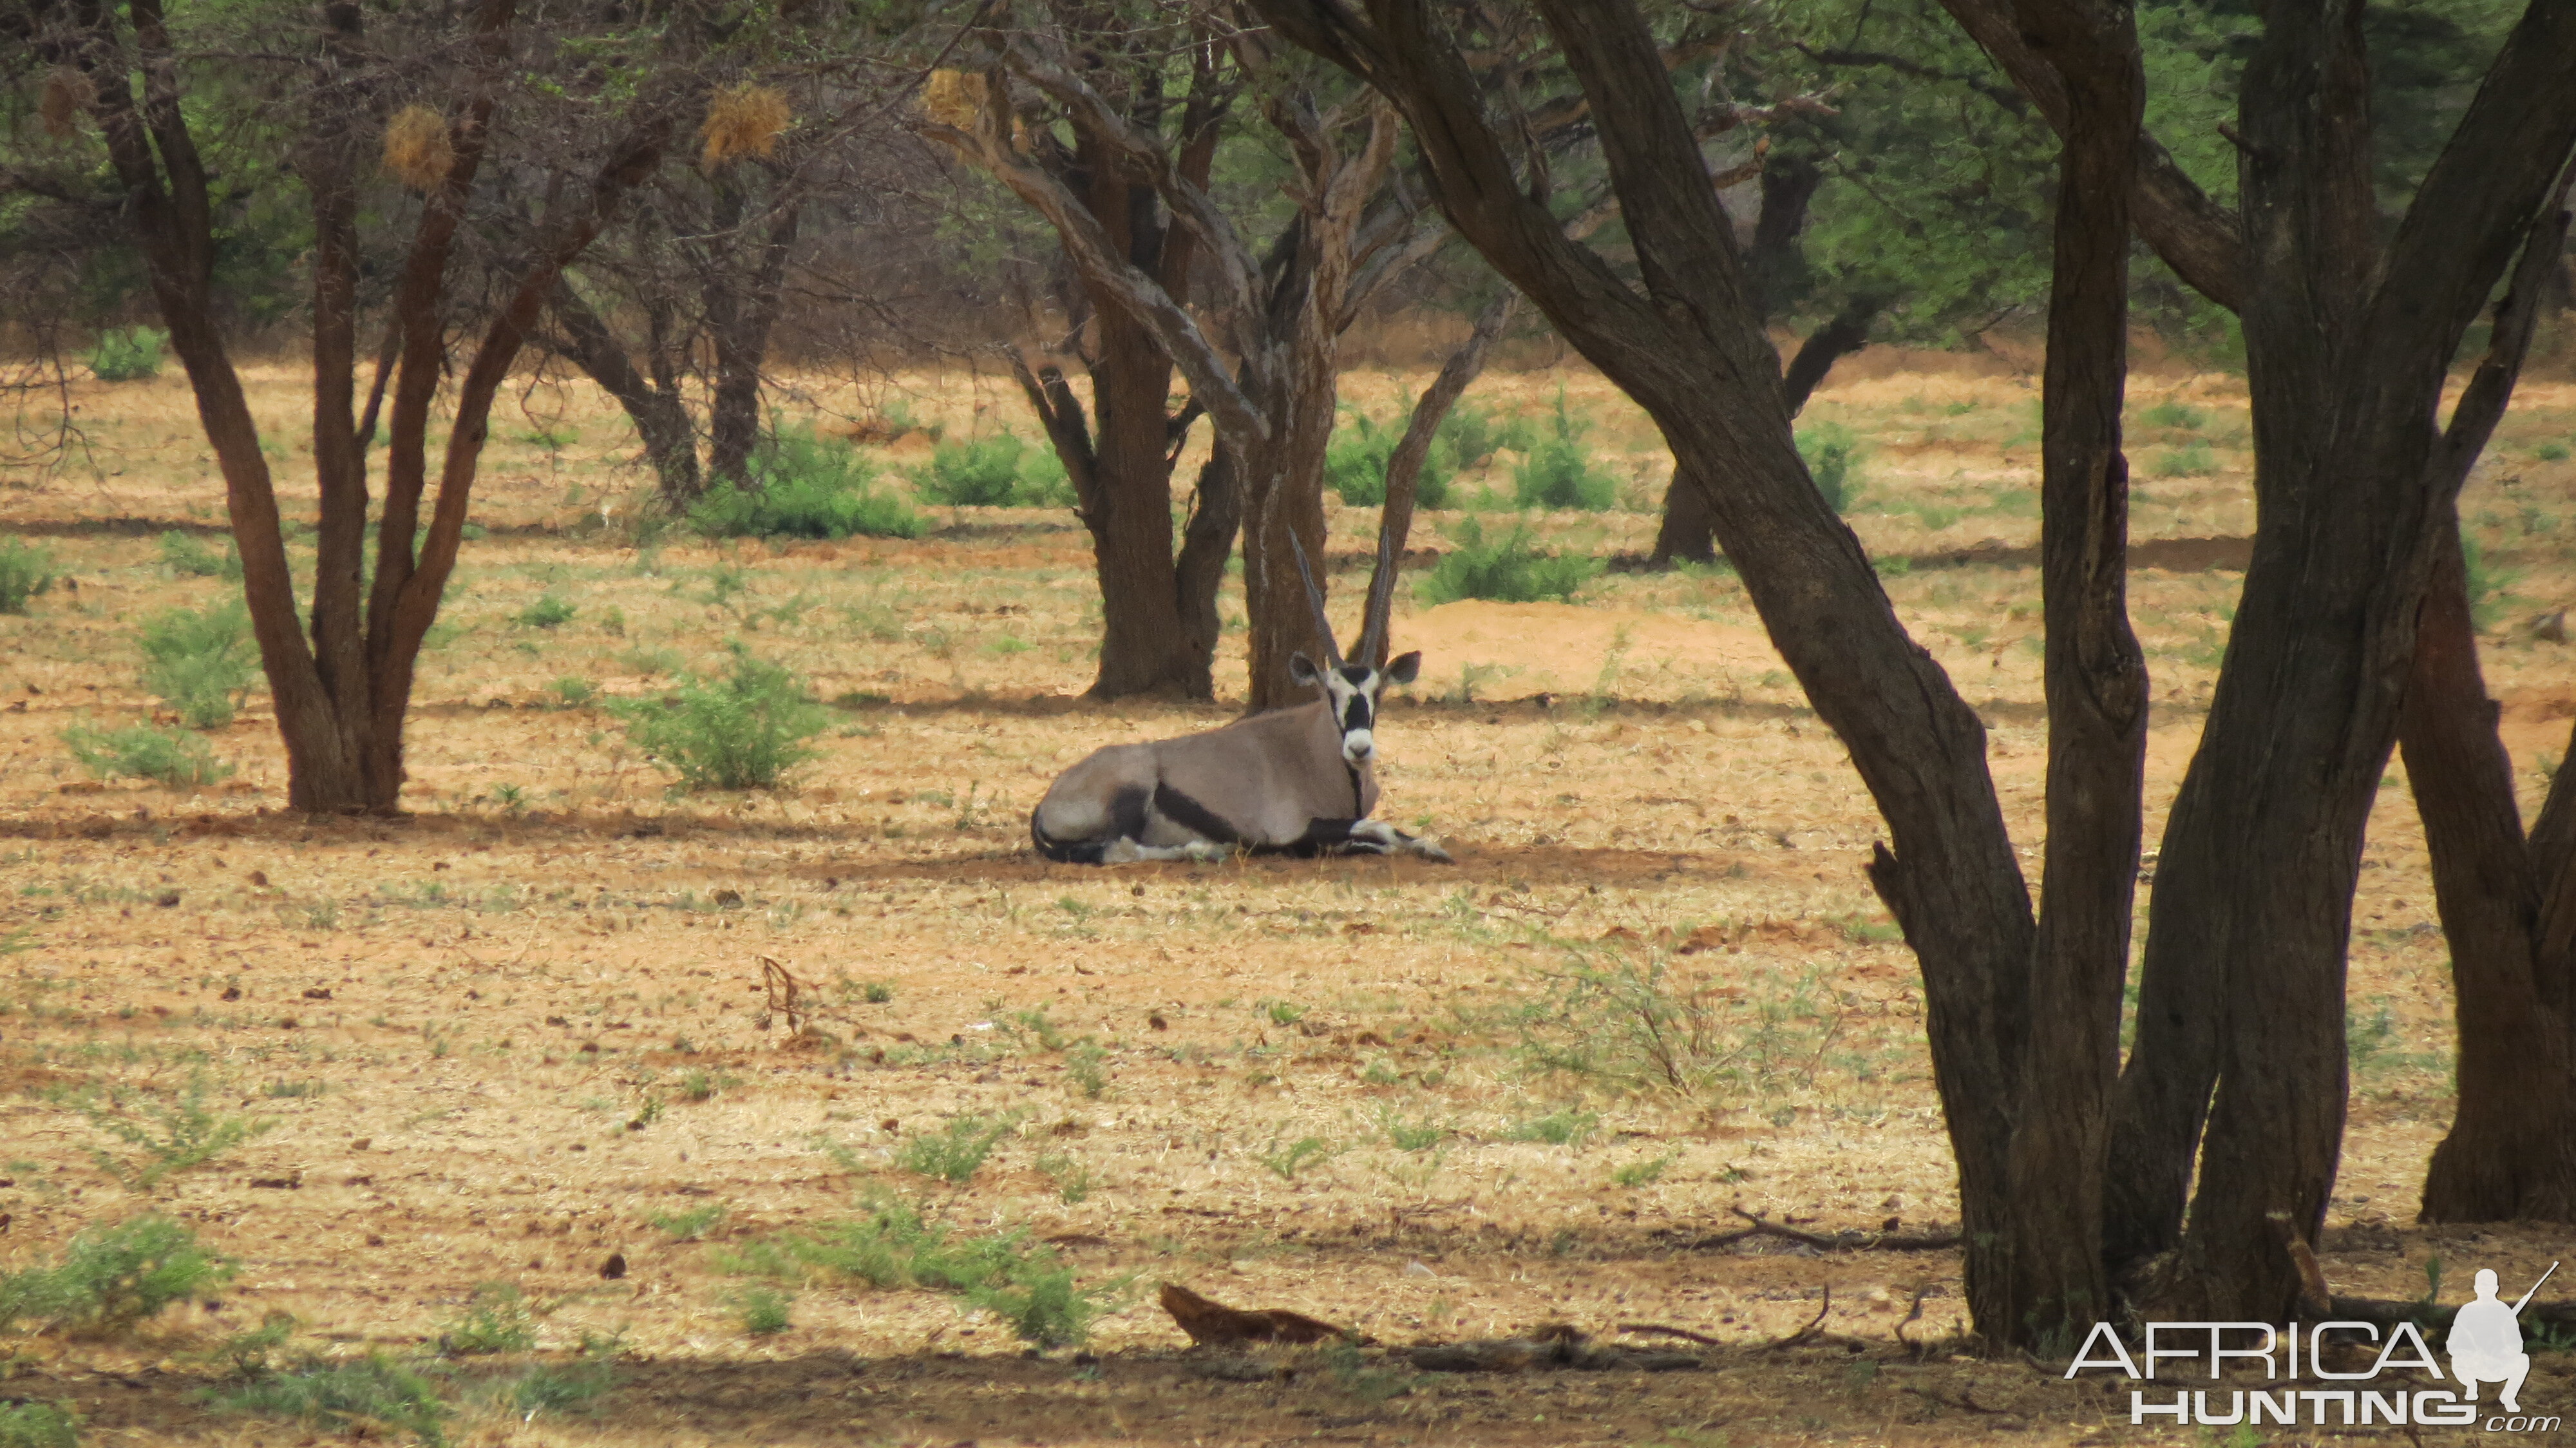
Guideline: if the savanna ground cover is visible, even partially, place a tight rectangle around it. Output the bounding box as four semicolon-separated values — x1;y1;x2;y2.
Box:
1;356;2572;1447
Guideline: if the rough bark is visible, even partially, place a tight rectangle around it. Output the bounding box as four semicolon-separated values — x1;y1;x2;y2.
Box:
1652;300;1879;567
1996;0;2145;1344
705;177;800;486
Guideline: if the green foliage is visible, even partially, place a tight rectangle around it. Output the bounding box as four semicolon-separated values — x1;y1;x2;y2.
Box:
650;1204;727;1241
1511;393;1618;510
1612;1150;1680;1188
551;676;596;707
85;327;166;383
690;424;925;540
721;1196;1120;1349
61;722;234;787
732;1284;793;1336
1065;1040;1110;1100
893;1113;1016;1185
2139;399;2207;430
515;594;576;629
138;598;256;729
0;1216;233;1337
2462;536;2520;631
2150;443;2217;477
0;1403;78;1448
482;1349;618;1421
436;1283;535;1356
83;1081;275;1190
207;1352;451;1447
611;643;829;790
157;531;242;580
0;538;56;614
1257;1134;1335;1180
1518;954;1841;1101
1417;517;1600;605
911;434;1074;508
1795;421;1866;513
2537;441;2571;462
1435;399;1537;468
1504;1109;1600;1147
1327;410;1454;509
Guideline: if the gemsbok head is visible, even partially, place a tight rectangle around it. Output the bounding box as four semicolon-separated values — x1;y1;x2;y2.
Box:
1030;533;1450;864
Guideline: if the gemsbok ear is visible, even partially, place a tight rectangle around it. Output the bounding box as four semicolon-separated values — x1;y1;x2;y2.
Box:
1289;653;1322;687
1384;651;1421;685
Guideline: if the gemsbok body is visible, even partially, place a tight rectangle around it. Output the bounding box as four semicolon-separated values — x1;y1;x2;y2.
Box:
1031;538;1451;865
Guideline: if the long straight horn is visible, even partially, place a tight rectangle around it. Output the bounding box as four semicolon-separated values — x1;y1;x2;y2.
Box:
1289;529;1343;667
1357;517;1399;669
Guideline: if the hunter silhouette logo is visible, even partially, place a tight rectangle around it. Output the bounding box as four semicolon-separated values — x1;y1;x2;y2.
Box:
2067;1261;2560;1433
2452;1263;2553;1415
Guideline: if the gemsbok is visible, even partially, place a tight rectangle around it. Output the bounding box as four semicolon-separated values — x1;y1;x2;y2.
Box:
1030;537;1451;864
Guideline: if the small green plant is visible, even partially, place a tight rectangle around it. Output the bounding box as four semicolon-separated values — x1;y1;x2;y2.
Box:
1511;392;1618;510
2140;399;2207;430
0;538;57;614
158;531;242;580
1381;1113;1446;1152
436;1282;535;1355
2151;443;2218;477
1262;998;1307;1027
482;1338;619;1420
207;1351;450;1445
611;643;829;790
861;980;895;1004
138;598;256;728
1504;1109;1600;1147
85;326;166;382
733;1284;793;1336
2536;440;2571;462
1065;1041;1110;1100
2462;535;2521;631
551;676;597;707
1256;1134;1334;1180
1796;420;1866;513
0;1401;79;1448
965;1261;1107;1350
1612;1150;1680;1188
515;594;576;629
1036;1151;1093;1204
82;1080;276;1191
894;1114;1018;1185
676;1068;721;1102
0;1215;234;1336
689;423;926;540
1327;409;1454;508
911;433;1073;508
651;1203;728;1241
1417;516;1600;605
61;721;233;786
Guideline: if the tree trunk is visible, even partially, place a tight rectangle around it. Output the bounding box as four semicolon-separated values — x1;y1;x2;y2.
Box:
705;176;800;485
1649;304;1877;567
2408;511;2576;1220
1356;292;1515;662
545;278;702;504
1982;0;2146;1346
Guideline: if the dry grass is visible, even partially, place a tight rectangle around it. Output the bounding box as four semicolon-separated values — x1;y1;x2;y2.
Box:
0;358;2571;1445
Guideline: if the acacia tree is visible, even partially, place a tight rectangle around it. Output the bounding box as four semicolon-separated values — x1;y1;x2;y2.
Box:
923;7;1453;708
35;0;699;812
1258;0;2576;1342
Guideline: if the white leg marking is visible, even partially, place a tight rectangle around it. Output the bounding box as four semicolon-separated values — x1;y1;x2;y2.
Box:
1102;837;1229;865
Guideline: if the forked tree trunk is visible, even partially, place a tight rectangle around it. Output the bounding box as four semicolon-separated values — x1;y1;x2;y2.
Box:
705;176;801;486
1651;303;1880;566
546;278;703;503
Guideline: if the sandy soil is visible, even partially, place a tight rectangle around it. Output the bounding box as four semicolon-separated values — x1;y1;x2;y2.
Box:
0;360;2572;1446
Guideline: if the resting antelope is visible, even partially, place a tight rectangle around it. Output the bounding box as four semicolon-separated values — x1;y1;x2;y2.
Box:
1030;538;1452;864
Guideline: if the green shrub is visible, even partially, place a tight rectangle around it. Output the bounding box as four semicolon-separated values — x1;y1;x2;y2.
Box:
515;594;576;629
85;327;166;383
911;433;1074;508
1327;410;1454;509
2463;536;2521;631
1796;421;1866;513
732;1284;793;1336
158;531;242;580
0;1402;79;1448
1511;392;1618;511
893;1113;1016;1185
610;643;829;790
84;1080;276;1190
0;538;55;613
1435;399;1536;468
139;598;256;729
1504;1109;1600;1146
1417;517;1600;605
690;424;925;540
2139;399;2207;430
435;1283;535;1355
551;676;596;707
2537;441;2571;462
965;1262;1107;1350
2150;443;2217;477
207;1353;450;1446
483;1351;617;1420
0;1215;234;1336
61;722;234;788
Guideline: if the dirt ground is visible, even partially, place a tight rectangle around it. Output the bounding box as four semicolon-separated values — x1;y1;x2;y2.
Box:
1;359;2573;1447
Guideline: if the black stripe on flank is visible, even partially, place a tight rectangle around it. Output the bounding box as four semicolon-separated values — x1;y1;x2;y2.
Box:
1152;780;1240;845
